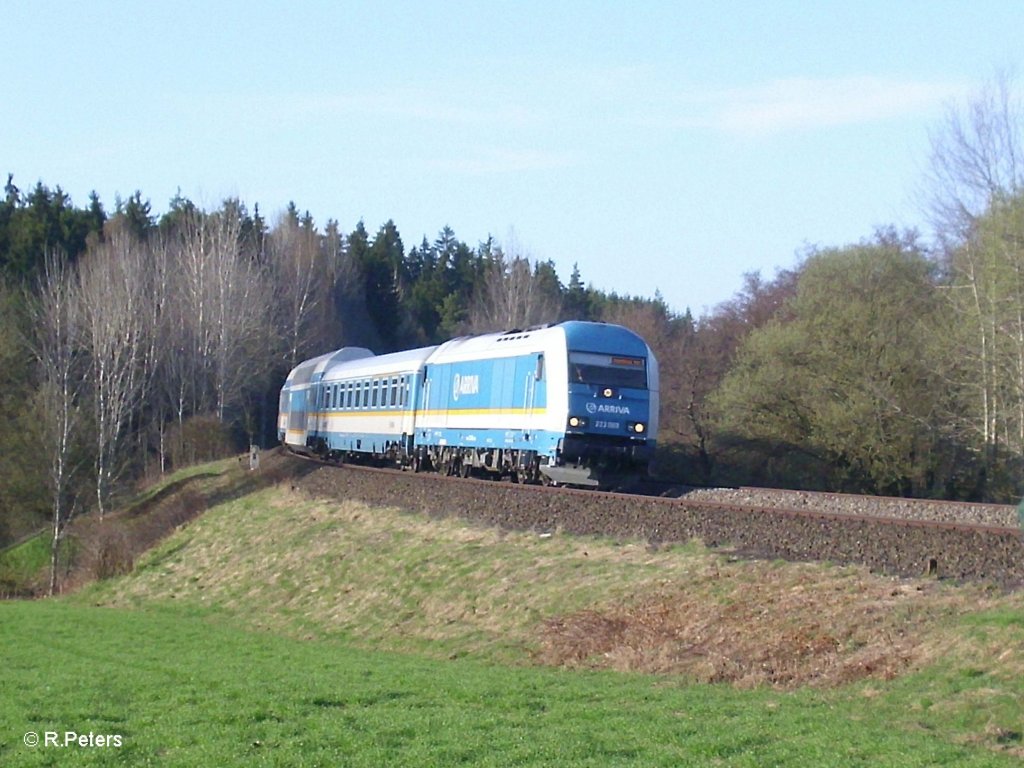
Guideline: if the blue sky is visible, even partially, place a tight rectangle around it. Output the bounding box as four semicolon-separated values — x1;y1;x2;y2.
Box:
5;2;1022;316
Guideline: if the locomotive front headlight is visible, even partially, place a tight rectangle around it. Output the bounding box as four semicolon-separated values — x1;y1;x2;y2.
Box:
568;416;588;429
630;422;646;434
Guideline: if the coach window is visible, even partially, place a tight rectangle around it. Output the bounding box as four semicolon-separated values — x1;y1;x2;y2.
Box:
370;379;377;408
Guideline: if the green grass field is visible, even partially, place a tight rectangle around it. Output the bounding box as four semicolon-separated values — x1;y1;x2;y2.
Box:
1;599;1020;767
2;458;1023;765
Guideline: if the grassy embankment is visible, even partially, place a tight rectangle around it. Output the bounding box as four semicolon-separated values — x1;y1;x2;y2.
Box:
1;457;1023;765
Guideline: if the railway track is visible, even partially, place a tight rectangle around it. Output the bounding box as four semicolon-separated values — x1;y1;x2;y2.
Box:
279;452;1024;588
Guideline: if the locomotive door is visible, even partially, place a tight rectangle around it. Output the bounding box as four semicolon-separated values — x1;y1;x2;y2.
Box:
523;353;544;438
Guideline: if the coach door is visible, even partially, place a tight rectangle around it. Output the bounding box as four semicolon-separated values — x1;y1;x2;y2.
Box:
398;374;415;436
288;387;308;444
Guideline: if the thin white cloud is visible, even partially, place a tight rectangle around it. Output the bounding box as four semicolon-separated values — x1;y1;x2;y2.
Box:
650;76;969;137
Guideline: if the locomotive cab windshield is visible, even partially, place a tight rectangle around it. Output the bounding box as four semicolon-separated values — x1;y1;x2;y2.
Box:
569;352;647;390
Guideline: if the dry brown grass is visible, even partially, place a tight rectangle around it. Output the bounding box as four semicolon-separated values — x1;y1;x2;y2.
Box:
537;557;992;688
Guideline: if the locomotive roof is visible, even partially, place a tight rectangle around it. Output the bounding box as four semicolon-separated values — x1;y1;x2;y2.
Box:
560;321;649;356
427;321;649;363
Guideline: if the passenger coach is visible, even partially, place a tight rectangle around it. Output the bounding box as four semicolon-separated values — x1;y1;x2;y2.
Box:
279;321;659;487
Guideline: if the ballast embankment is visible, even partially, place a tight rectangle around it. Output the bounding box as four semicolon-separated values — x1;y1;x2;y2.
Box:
290;462;1024;588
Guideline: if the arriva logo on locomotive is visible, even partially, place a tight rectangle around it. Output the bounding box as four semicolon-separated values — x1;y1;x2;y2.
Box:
585;402;631;415
452;373;480;401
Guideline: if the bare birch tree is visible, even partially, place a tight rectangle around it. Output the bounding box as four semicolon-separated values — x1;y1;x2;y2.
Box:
173;201;271;422
27;252;84;594
926;70;1024;241
77;231;150;519
266;211;330;367
928;73;1024;466
467;243;562;333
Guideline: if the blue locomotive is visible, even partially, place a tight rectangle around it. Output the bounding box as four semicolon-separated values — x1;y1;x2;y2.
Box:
278;321;659;487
